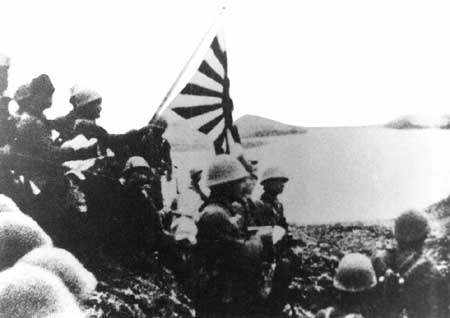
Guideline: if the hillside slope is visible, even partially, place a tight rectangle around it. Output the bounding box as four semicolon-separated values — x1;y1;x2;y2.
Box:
235;114;306;138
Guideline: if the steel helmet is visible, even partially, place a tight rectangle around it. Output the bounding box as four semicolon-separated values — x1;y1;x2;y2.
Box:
260;167;289;185
69;85;101;110
123;156;150;174
206;154;250;188
394;209;430;243
333;253;377;292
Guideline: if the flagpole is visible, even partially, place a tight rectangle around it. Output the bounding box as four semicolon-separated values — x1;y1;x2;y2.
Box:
151;7;226;120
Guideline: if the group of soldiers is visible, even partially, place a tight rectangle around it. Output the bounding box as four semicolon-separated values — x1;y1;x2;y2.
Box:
0;53;449;318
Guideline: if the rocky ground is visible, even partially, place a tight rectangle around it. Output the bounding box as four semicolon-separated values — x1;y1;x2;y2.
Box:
81;196;450;318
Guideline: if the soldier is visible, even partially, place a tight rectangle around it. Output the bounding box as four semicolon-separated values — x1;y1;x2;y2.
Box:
119;156;162;255
0;54;13;147
117;156;183;272
0;54;18;206
372;209;449;318
233;159;270;231
316;253;378;318
2;76;102;246
0;75;98;216
50;85;104;145
133;115;173;211
260;167;289;230
189;154;274;318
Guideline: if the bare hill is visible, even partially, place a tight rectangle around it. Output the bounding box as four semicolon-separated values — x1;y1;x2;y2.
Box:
162;111;306;151
235;114;306;138
385;114;450;129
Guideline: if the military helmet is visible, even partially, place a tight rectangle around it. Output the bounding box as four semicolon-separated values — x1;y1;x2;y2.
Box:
206;154;250;188
333;253;377;292
69;85;102;110
123;156;151;174
149;116;168;131
394;209;430;243
260;167;289;184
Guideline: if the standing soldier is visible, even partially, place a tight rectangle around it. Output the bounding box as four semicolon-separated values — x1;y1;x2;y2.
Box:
117;156;162;259
233;159;267;228
50;85;104;145
134;115;172;211
189;154;273;318
372;209;449;318
0;54;12;147
260;167;289;230
0;75;98;235
316;253;378;318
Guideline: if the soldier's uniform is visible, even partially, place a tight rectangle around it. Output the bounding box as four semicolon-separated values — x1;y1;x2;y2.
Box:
133;116;172;211
372;210;449;318
189;154;271;318
0;75;98;239
0;54;13;147
5;76;98;191
50;86;103;146
260;192;288;229
259;167;289;230
117;157;162;259
373;248;448;318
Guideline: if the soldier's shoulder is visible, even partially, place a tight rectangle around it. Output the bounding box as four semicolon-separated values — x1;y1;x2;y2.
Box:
15;113;46;133
407;255;443;282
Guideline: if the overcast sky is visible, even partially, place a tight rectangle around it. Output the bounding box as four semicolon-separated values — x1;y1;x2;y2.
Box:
2;0;450;132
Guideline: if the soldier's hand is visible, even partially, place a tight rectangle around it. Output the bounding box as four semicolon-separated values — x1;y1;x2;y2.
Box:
166;174;172;182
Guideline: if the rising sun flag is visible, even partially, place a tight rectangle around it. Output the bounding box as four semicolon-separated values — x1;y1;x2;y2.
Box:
154;10;241;155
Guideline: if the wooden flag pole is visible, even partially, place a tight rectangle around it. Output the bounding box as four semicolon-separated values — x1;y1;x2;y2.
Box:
151;7;226;121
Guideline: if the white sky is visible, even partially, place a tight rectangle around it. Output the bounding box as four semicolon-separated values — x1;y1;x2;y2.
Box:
1;0;450;132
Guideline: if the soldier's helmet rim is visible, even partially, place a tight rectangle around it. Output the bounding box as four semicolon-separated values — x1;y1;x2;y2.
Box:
69;85;102;110
123;156;151;174
206;154;250;188
333;253;377;292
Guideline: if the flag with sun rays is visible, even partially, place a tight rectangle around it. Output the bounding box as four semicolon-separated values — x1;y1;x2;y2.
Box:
167;30;241;154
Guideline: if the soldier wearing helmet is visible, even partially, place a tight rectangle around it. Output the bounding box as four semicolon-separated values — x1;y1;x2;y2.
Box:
259;166;289;229
117;156;183;272
372;209;449;318
233;158;267;228
50;86;105;145
190;154;274;318
113;156;164;260
316;253;377;318
51;86;150;160
0;75;98;199
132;115;172;211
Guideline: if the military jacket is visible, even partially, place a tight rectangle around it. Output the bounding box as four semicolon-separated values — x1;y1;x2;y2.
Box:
372;248;449;318
260;192;288;229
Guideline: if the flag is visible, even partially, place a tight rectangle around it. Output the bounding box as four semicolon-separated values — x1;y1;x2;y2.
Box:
167;30;241;154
